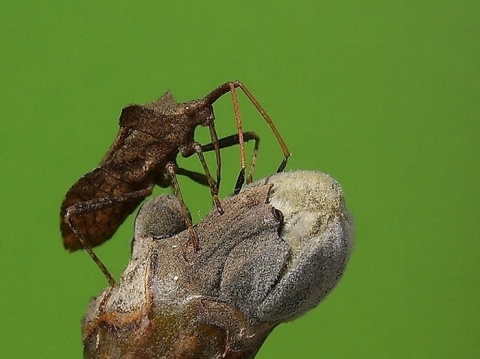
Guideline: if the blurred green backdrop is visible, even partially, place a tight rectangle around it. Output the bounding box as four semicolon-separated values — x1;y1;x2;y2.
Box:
1;1;478;358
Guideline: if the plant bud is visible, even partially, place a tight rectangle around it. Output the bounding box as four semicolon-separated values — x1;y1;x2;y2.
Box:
83;170;354;358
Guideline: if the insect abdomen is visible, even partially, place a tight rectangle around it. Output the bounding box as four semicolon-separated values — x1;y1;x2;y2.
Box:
60;168;146;251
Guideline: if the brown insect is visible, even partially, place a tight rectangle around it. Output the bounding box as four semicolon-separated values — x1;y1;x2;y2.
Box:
60;81;290;285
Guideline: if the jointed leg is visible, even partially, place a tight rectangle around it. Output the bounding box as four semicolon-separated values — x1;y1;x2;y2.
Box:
65;186;154;286
201;132;260;194
176;167;211;187
192;143;223;214
208;123;222;191
165;162;200;251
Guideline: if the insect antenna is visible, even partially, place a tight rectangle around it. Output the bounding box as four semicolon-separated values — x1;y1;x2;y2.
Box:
203;81;290;192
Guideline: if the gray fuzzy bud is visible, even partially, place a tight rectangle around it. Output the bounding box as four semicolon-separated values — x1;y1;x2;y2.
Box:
245;170;354;322
83;170;354;358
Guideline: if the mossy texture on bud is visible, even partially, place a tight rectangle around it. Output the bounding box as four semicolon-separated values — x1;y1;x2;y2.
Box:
83;170;354;358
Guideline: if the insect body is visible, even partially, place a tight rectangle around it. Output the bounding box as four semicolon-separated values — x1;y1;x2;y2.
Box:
60;81;290;285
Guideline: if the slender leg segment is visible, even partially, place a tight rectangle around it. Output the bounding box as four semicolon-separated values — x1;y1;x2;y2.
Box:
165;162;200;250
208;123;222;191
201;132;260;194
176;167;211;186
66;213;115;286
192;143;223;214
64;186;154;286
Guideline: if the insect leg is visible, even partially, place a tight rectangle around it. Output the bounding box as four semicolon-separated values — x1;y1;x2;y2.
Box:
208;123;222;191
176;167;211;186
201;132;260;194
65;212;115;286
178;143;222;213
165;162;200;251
64;186;153;286
192;143;223;214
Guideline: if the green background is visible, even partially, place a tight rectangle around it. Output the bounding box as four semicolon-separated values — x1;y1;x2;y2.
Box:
1;2;478;358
